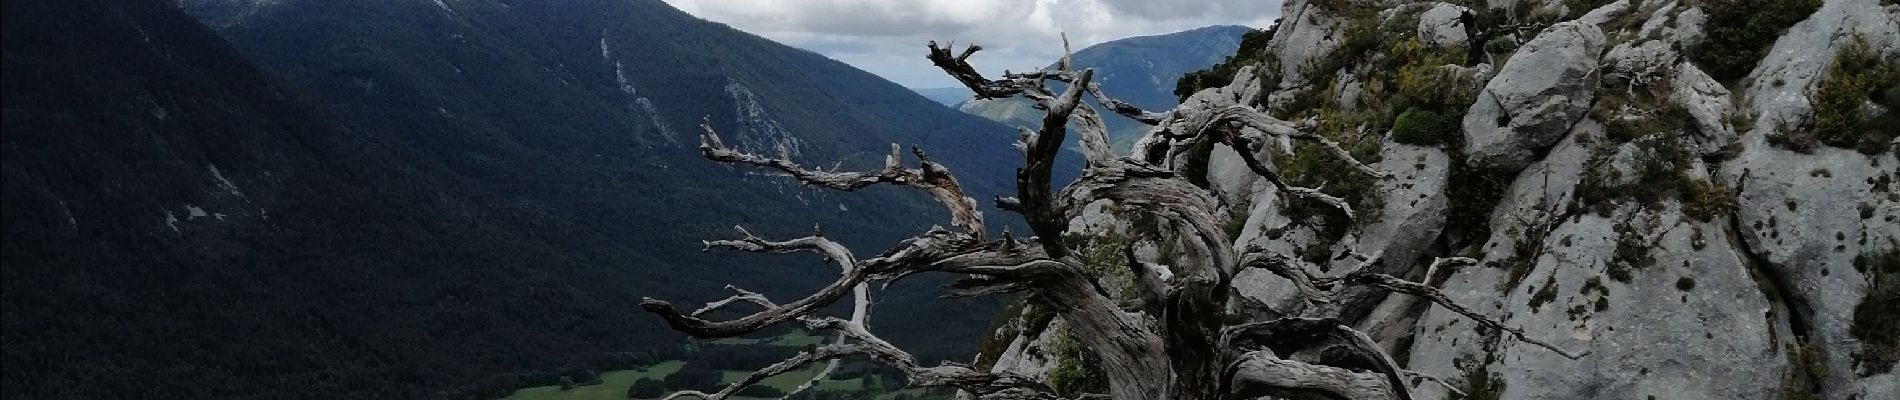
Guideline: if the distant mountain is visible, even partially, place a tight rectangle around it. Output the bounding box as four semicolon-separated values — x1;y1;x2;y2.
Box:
912;87;974;107
956;25;1251;152
181;0;1022;372
2;0;1019;399
3;1;696;399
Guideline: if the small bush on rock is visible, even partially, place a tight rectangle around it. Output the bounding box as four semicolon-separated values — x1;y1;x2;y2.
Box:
1689;0;1822;82
1390;109;1460;146
1813;37;1900;155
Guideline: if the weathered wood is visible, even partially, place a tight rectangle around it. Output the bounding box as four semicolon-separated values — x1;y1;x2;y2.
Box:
640;38;1584;400
699;122;985;239
1226;351;1398;400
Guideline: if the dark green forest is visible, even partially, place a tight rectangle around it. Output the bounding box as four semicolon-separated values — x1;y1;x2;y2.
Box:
2;0;1022;398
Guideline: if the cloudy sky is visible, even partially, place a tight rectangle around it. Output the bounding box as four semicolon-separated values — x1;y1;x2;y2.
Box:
660;0;1284;88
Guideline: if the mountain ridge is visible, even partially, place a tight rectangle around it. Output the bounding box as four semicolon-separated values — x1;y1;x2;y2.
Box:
5;0;1027;398
955;24;1252;152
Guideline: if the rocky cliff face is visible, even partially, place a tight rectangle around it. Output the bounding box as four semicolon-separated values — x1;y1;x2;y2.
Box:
979;1;1898;399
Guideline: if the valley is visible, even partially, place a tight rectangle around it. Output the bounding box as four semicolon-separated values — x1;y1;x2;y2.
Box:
500;329;943;400
4;0;1895;399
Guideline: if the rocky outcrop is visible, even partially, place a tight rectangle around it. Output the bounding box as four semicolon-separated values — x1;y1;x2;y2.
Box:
1348;143;1453;278
1719;1;1900;398
1462;20;1607;171
1228;141;1453;315
987;316;1063;381
988;1;1899;398
1417;3;1471;48
1262;1;1350;109
1408;121;1787;400
1672;62;1739;156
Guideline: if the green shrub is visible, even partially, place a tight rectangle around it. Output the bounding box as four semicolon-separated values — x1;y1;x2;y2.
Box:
973;302;1025;370
1393;43;1480;110
1491;225;1549;291
1574;151;1623;217
1852;250;1900;374
1528;275;1560;312
1047;328;1108;397
1575;125;1731;219
1565;0;1616;16
628;378;665;398
1813;37;1900;155
1175;26;1278;101
1783;340;1831;400
1391;108;1461;146
1484;36;1519;55
1278;109;1386;231
1682;179;1731;221
1450;347;1506;400
1606;217;1657;283
1079;230;1137;299
1688;0;1822;82
1338;15;1384;60
1224;203;1252;240
1630;133;1694;205
1445;156;1515;243
1020;302;1058;338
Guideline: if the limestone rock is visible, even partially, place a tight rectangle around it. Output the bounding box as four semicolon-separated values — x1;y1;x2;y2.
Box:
1417;3;1471;48
1675;7;1707;48
1742;0;1900;136
988;317;1062;380
1462;20;1607;171
1263;0;1348;108
1722;1;1900;396
1601;39;1675;89
1344;142;1452;277
1573;0;1631;27
1671;62;1738;156
1230;140;1452;316
1409;126;1783;400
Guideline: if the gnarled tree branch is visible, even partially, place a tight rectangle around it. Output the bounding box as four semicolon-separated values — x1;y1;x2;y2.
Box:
642;34;1583;400
699;120;985;239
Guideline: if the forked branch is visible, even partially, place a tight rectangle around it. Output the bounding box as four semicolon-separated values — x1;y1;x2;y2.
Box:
699;120;985;238
643;35;1585;400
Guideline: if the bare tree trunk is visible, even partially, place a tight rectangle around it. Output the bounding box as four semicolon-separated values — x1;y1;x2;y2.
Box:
634;38;1582;400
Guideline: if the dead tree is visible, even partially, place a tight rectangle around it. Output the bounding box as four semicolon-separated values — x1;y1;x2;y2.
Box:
640;40;1581;400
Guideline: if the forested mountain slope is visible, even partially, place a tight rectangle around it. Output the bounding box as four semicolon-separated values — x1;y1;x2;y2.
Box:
184;0;1025;373
3;0;1020;398
3;0;694;398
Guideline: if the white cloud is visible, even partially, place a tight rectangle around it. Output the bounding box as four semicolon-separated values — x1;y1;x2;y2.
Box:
661;0;1282;87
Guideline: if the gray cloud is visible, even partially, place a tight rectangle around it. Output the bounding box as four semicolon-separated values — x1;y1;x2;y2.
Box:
662;0;1283;87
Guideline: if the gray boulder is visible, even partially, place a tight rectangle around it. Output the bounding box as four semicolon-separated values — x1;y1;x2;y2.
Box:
1721;0;1900;397
1601;39;1675;88
988;316;1062;380
1262;0;1348;108
1672;62;1738;156
1344;142;1452;278
1417;3;1471;48
1462;20;1607;171
1229;140;1453;318
1409;125;1784;400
